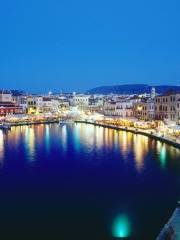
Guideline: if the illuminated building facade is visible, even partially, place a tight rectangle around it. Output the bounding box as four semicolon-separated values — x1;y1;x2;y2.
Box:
0;102;23;116
0;90;23;116
136;99;155;120
155;93;180;124
104;100;133;118
73;95;90;107
0;90;12;102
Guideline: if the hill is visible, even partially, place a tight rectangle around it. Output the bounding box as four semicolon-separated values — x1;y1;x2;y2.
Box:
87;84;180;95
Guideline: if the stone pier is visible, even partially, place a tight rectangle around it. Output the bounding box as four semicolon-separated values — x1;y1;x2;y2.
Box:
157;207;180;240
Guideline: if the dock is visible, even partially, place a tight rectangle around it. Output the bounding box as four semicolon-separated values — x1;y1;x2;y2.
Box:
157;207;180;240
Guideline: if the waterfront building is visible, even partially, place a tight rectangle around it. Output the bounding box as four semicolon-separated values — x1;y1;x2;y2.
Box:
0;90;12;102
49;99;60;113
0;90;24;116
42;97;53;112
89;96;104;107
14;96;28;112
177;98;180;125
58;100;70;110
155;92;180;124
103;101;116;116
116;100;133;118
27;96;43;114
0;102;23;116
104;99;133;118
85;96;104;113
73;95;90;107
134;98;155;120
27;95;69;114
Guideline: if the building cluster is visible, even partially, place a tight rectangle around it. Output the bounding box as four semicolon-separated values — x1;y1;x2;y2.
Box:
0;88;180;125
0;90;23;116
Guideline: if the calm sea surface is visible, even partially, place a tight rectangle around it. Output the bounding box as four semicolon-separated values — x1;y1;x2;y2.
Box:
0;123;180;239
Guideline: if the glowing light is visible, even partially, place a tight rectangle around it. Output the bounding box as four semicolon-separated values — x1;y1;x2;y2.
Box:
45;125;50;153
24;126;36;161
137;106;143;111
112;214;131;238
95;126;104;148
160;145;166;168
119;131;132;158
0;130;4;164
61;125;67;151
133;135;148;171
73;124;81;152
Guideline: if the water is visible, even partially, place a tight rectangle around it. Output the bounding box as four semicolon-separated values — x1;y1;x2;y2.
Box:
0;123;180;239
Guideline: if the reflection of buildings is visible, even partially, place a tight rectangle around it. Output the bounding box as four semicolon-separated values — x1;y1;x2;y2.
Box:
157;142;167;169
118;131;133;160
25;126;36;161
0;130;4;164
133;134;148;171
73;124;115;149
61;125;67;151
95;126;104;148
45;125;50;153
36;124;44;143
120;131;129;155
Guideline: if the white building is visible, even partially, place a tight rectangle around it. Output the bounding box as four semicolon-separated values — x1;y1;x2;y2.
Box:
27;96;44;114
14;96;28;112
103;101;116;116
50;99;60;112
73;95;90;106
139;99;155;120
0;90;12;102
155;93;180;124
104;99;133;118
42;97;53;112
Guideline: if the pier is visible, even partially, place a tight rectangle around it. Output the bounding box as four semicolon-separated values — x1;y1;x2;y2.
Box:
157;207;180;240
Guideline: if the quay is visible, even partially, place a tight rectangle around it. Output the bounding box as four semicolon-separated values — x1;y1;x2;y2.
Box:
157;206;180;240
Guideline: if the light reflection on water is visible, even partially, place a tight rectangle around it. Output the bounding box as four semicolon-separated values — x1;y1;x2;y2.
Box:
61;125;67;152
0;130;4;166
2;123;180;170
0;123;180;239
112;214;131;238
25;126;36;161
133;134;149;171
45;125;50;154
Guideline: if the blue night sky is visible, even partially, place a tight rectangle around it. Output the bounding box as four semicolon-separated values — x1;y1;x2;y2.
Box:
0;0;180;92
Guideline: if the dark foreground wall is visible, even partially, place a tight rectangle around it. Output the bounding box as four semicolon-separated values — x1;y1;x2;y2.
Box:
157;208;180;240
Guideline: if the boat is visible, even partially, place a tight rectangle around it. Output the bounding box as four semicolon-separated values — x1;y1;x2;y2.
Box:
59;119;74;125
0;123;11;130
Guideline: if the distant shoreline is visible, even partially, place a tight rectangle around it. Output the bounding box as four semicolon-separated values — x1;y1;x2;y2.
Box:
8;119;59;127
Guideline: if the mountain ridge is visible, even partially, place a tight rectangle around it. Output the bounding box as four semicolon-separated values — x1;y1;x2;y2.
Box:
87;84;180;94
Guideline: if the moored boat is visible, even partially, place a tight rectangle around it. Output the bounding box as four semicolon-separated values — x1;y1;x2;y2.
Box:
0;123;11;130
59;119;74;125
